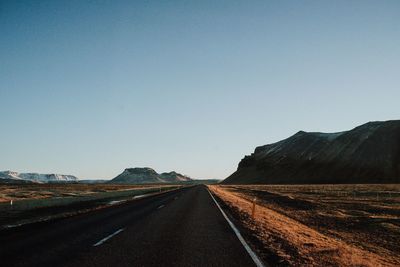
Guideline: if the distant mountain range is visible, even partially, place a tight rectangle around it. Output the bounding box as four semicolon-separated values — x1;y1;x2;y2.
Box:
0;171;79;183
110;167;192;184
223;120;400;184
0;168;218;185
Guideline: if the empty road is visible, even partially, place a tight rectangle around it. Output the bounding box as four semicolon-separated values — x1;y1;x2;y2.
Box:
0;185;259;267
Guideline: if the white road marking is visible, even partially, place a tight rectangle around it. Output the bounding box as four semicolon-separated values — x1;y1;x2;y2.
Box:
108;200;125;205
3;222;26;229
157;205;165;209
133;194;147;199
207;189;266;267
3;216;53;229
93;228;125;247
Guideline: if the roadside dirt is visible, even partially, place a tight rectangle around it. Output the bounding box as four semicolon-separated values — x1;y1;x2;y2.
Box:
209;185;400;267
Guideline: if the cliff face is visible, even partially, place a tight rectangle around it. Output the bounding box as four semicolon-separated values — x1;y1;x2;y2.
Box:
110;167;192;184
223;120;400;184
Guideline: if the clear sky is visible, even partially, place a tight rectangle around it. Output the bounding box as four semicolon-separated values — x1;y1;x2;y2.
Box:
1;1;399;180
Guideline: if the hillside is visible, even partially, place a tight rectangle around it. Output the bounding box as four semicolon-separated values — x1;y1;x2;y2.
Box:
110;167;192;184
0;171;79;183
223;120;400;184
160;171;192;182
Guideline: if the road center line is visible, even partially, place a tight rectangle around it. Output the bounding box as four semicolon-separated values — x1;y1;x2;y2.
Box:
157;205;165;209
207;189;266;267
93;228;124;247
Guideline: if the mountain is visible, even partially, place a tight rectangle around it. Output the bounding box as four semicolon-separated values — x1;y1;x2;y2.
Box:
0;178;37;184
111;168;164;184
160;171;192;182
0;171;79;183
110;167;192;184
223;120;400;184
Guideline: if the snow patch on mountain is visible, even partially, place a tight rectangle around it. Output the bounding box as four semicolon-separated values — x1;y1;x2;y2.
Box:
0;171;79;183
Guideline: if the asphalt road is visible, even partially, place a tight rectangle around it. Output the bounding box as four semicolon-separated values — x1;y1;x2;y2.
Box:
0;185;258;267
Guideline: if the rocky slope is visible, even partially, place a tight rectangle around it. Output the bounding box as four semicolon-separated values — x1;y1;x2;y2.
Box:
110;167;192;184
223;120;400;184
0;171;79;183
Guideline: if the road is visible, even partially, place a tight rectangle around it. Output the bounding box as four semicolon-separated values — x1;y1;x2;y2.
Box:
0;185;259;267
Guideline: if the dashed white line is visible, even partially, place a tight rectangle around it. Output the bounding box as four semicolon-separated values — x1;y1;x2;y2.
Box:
133;194;147;199
108;200;125;205
93;228;125;247
157;205;165;209
207;189;266;267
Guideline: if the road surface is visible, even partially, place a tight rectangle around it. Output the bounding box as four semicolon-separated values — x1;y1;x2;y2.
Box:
0;185;259;267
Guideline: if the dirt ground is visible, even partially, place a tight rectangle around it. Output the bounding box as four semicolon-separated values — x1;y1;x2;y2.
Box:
209;184;400;267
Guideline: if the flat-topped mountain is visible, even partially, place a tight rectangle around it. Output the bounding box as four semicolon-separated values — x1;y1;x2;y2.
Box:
223;120;400;184
110;167;192;184
0;171;79;183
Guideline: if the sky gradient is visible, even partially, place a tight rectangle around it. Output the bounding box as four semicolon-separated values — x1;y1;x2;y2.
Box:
1;0;399;179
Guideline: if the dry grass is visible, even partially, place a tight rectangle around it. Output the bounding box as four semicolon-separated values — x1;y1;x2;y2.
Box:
209;184;400;267
0;183;172;202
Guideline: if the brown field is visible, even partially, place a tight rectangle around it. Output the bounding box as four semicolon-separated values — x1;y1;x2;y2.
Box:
209;184;400;267
0;183;172;202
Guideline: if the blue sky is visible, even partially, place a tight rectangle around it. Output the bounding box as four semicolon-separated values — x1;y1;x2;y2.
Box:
1;0;399;179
